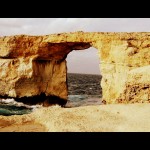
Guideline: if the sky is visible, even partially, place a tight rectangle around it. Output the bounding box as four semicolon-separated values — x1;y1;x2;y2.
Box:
0;18;150;74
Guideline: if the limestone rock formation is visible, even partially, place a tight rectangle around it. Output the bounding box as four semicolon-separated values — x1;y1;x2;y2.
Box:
0;32;149;105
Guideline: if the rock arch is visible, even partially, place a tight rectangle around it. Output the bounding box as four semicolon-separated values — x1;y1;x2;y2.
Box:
0;31;149;105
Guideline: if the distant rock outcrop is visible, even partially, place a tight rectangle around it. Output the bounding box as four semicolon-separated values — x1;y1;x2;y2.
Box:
0;32;149;105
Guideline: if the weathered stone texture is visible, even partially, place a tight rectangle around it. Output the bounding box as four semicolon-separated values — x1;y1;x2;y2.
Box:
94;39;150;103
0;32;149;104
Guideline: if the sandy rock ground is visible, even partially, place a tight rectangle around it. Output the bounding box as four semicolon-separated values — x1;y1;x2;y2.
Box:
0;113;46;132
1;103;150;132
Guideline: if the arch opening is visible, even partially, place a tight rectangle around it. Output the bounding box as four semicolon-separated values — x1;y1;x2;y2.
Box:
66;47;102;108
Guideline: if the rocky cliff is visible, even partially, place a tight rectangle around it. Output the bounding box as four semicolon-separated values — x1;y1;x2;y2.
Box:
0;32;149;105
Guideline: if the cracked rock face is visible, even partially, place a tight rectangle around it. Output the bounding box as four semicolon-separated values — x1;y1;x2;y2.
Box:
0;31;149;105
0;34;91;105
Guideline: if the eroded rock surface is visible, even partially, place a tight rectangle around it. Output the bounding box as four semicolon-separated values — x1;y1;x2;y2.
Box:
0;32;149;104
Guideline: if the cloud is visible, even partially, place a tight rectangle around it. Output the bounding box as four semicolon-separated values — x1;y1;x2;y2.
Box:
1;18;150;36
67;47;100;74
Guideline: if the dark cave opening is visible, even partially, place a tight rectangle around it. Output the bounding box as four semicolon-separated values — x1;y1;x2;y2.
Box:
0;93;67;107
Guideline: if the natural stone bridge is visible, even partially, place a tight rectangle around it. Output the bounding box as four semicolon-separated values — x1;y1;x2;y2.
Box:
0;31;149;106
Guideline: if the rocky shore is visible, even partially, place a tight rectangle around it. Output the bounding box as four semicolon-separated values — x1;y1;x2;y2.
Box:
1;103;150;132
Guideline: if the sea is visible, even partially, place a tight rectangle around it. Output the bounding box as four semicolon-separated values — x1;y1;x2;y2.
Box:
0;73;102;116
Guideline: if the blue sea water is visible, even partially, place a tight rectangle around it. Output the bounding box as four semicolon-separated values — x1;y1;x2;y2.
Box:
0;73;102;116
0;95;102;116
0;104;33;116
66;95;102;107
